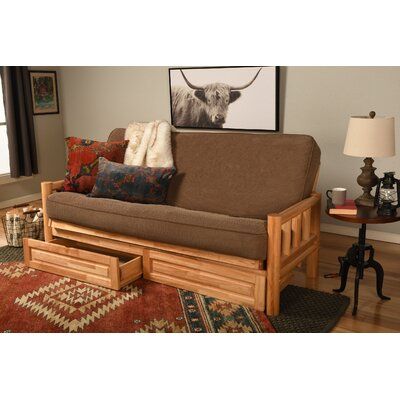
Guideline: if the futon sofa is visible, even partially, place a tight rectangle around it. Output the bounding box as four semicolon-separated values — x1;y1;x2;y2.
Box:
40;129;321;316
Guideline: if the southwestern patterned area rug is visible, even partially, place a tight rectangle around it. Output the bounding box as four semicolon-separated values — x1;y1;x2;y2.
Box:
0;246;349;333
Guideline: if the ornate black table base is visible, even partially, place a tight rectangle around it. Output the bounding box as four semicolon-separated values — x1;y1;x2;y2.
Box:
333;223;391;315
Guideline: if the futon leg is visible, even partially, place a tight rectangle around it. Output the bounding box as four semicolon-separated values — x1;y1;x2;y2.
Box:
266;289;280;316
41;181;54;242
266;271;280;316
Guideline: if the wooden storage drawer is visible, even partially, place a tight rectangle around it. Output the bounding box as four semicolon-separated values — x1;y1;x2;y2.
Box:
23;238;142;290
144;250;266;311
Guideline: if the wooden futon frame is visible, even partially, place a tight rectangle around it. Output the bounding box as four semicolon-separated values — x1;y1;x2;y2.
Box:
24;178;321;316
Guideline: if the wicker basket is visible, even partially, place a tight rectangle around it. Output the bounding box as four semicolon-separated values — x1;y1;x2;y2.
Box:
1;206;44;247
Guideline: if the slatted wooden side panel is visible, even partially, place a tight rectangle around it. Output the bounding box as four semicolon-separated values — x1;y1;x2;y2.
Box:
279;207;314;289
280;210;312;260
281;220;291;256
267;192;321;316
302;209;311;241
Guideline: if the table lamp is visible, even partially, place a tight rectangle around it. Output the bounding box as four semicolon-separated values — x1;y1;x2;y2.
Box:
343;111;395;207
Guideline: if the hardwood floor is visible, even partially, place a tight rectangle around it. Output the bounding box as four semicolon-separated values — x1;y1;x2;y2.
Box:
1;201;399;332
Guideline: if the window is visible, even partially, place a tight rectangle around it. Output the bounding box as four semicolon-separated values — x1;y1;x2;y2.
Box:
0;75;10;175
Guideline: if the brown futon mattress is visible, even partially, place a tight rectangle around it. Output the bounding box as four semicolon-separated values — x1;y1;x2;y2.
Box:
46;192;267;260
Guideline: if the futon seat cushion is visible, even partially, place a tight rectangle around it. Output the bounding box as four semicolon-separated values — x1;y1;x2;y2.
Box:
46;192;267;260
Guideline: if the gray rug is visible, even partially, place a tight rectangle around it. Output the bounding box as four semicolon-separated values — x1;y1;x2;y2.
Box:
269;285;350;333
0;245;23;262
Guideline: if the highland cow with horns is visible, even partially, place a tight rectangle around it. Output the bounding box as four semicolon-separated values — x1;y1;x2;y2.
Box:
171;68;262;129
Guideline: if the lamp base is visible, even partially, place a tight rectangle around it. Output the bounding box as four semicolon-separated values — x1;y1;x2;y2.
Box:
355;157;379;208
355;192;375;207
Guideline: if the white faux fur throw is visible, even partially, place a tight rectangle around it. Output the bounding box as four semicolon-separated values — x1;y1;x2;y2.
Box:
123;120;174;168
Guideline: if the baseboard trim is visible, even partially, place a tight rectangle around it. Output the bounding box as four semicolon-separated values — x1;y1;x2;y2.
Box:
321;223;400;244
0;192;42;210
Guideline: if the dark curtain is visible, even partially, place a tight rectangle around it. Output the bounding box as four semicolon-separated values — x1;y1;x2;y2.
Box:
0;66;38;177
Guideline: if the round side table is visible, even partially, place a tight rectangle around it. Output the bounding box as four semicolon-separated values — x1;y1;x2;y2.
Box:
326;206;400;315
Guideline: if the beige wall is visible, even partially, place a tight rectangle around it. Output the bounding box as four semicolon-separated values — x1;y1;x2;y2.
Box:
60;67;170;139
0;67;66;204
59;66;400;235
283;67;400;235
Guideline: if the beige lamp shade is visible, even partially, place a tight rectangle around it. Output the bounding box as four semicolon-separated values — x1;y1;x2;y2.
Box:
343;116;395;157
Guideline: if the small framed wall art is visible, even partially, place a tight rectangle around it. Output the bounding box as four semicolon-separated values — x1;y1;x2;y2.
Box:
29;70;59;115
169;66;279;131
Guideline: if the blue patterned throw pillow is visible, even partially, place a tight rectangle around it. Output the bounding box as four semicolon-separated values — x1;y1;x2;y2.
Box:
89;157;176;204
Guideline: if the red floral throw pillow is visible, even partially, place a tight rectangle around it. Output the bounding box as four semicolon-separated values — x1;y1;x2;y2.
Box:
62;137;128;194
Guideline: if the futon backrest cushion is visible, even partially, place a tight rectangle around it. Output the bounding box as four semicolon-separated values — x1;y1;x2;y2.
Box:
108;129;320;219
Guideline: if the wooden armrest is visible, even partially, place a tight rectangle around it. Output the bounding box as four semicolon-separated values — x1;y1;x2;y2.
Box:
267;192;321;257
41;180;64;193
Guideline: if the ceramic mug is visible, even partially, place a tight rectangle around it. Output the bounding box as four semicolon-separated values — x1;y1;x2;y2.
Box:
326;188;346;206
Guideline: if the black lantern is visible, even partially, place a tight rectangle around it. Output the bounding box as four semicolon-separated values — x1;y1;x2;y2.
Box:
374;172;400;216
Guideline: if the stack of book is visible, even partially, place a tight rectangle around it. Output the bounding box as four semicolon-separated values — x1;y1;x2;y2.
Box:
328;199;357;215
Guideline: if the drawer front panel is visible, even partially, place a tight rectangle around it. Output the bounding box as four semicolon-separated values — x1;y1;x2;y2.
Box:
29;259;112;288
148;250;258;283
24;238;142;290
31;248;110;277
145;250;266;311
152;259;254;297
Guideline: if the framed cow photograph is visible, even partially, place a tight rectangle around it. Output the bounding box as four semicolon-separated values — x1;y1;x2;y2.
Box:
168;66;279;132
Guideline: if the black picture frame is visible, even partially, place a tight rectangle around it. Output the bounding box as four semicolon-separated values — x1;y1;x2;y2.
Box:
168;66;280;132
29;70;60;115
